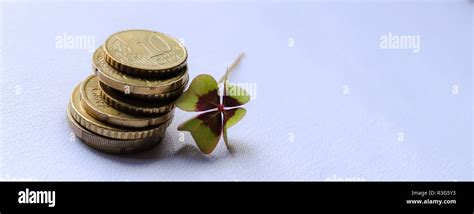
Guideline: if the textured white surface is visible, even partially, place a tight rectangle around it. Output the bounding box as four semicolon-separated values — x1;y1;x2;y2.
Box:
0;0;472;181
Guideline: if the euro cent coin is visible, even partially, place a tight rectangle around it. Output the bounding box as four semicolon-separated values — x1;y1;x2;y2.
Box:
94;46;189;96
103;29;187;76
69;83;170;140
66;105;165;154
99;81;176;115
80;75;174;128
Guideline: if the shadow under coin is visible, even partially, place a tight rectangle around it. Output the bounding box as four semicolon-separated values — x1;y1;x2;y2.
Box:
75;136;254;164
75;136;174;165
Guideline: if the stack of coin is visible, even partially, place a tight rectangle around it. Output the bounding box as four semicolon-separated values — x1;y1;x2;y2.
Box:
67;29;188;154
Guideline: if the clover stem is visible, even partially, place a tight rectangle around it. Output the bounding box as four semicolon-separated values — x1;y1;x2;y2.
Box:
218;52;245;84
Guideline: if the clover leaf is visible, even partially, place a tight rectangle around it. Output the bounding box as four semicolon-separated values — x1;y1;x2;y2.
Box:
176;59;250;154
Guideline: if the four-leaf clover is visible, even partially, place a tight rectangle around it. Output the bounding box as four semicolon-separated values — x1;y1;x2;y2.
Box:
176;72;250;154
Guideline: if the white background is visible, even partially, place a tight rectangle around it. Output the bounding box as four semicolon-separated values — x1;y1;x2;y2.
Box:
0;0;472;180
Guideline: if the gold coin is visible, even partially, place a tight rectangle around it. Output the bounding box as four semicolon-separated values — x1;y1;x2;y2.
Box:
126;79;187;100
103;29;187;76
100;76;189;101
80;75;174;128
99;82;175;115
69;83;170;140
93;46;189;95
66;105;164;154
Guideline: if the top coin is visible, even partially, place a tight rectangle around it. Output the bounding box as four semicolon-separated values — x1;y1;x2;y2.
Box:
104;29;187;76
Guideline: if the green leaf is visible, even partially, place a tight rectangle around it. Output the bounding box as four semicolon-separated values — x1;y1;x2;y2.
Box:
177;110;223;154
176;74;220;112
222;108;246;149
223;84;250;107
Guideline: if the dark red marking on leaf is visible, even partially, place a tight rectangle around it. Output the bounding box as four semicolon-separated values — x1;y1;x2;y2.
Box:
223;108;238;125
196;89;220;111
197;110;223;136
223;96;242;107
